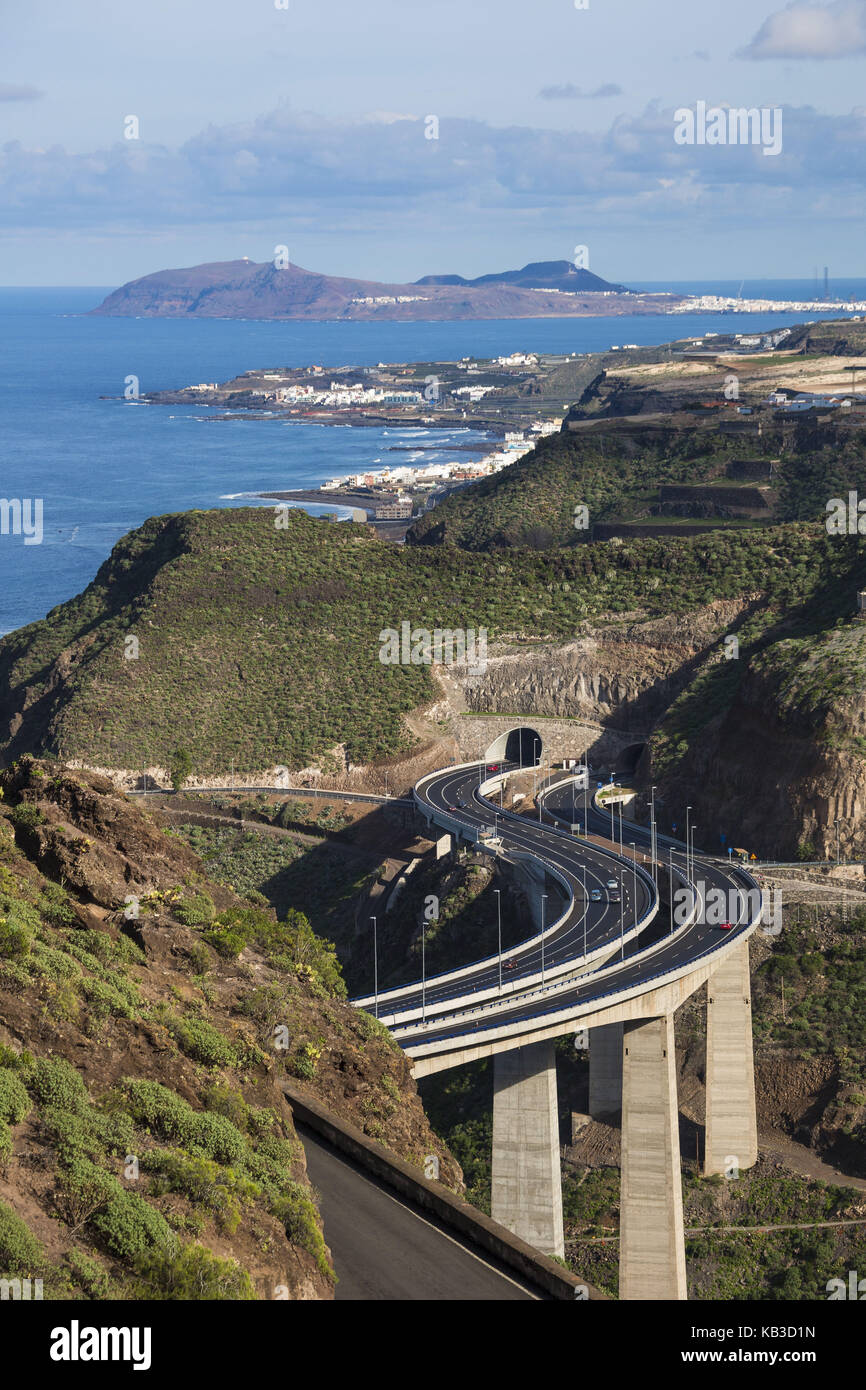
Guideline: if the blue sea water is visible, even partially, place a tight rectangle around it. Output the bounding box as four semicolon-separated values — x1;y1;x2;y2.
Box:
1;281;864;636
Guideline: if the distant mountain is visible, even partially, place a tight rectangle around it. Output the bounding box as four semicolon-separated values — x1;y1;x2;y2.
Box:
415;259;628;294
90;257;664;321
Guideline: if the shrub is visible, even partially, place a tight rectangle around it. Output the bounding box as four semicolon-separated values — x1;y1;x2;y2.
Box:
114;1079;247;1164
0;1070;31;1125
174;891;216;927
28;1057;87;1112
0;919;33;959
38;884;77;927
91;1188;173;1263
203;1084;249;1132
41;1107;106;1164
192;1113;248;1165
0;1121;11;1165
134;1242;256;1300
169;749;193;793
143;1150;259;1233
271;1183;333;1280
164;1015;239;1068
29;942;82;981
81;977;138;1023
0;1199;44;1275
54;1162;116;1232
66;1249;116;1299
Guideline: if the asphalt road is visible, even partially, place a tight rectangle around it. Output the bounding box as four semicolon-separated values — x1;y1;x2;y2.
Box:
298;1126;541;1301
387;766;759;1059
359;761;654;1019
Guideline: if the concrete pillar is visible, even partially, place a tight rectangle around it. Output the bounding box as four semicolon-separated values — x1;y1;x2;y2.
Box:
491;1041;564;1257
434;832;452;860
588;1022;623;1119
620;1014;687;1301
705;940;758;1176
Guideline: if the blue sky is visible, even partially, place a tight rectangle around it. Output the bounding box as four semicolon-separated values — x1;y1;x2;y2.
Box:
3;0;866;285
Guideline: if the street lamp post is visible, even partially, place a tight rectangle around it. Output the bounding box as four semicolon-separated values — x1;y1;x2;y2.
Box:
620;876;625;960
650;785;657;883
371;916;378;1018
541;893;548;985
421;913;426;1023
494;888;502;992
582;863;588;960
685;806;692;882
630;843;638;925
669;848;675;933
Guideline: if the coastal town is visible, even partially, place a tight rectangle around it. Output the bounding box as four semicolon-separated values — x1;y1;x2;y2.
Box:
318;418;560;520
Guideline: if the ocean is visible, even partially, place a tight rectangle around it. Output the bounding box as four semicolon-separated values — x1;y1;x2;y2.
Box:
2;281;864;636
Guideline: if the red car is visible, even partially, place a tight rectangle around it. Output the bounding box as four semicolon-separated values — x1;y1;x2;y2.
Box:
717;921;734;931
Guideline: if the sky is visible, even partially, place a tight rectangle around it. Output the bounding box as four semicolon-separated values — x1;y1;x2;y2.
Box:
3;0;866;285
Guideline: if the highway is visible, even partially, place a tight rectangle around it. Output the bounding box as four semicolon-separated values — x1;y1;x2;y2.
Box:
298;1125;540;1300
352;759;762;1069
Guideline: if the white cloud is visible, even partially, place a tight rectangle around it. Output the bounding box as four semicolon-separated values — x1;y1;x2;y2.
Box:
739;0;866;59
538;83;623;100
2;101;866;243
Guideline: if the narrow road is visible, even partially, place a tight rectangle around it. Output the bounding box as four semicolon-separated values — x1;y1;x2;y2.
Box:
298;1126;542;1301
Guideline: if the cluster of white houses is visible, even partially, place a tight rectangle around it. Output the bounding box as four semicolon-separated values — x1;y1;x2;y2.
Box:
320;419;561;517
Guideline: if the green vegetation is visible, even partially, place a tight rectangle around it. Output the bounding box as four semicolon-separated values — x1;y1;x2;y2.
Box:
0;1198;44;1275
5;506;866;780
753;908;866;1075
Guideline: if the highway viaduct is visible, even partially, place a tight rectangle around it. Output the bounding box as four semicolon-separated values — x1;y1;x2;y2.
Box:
353;732;762;1301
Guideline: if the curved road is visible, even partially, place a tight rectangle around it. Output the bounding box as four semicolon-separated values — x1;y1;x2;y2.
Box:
353;760;761;1071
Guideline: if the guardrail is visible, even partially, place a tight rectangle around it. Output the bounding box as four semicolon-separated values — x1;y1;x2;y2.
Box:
357;762;663;1020
129;784;412;806
402;884;762;1057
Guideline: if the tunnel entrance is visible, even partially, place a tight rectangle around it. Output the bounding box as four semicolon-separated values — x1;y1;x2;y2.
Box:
617;743;646;777
485;726;543;768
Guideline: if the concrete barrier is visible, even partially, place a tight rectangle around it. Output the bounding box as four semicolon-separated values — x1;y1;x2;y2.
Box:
283;1081;607;1301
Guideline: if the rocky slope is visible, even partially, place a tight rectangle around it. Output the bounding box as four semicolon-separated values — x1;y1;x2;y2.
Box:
0;758;458;1300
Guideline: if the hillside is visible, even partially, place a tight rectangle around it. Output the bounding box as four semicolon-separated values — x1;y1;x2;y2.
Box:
90;257;670;321
407;328;866;552
3;506;866;857
0;757;457;1300
415;259;627;294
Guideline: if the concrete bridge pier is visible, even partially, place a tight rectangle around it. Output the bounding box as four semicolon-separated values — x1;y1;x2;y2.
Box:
491;1040;564;1258
704;940;758;1177
588;1022;623;1119
619;1014;687;1301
